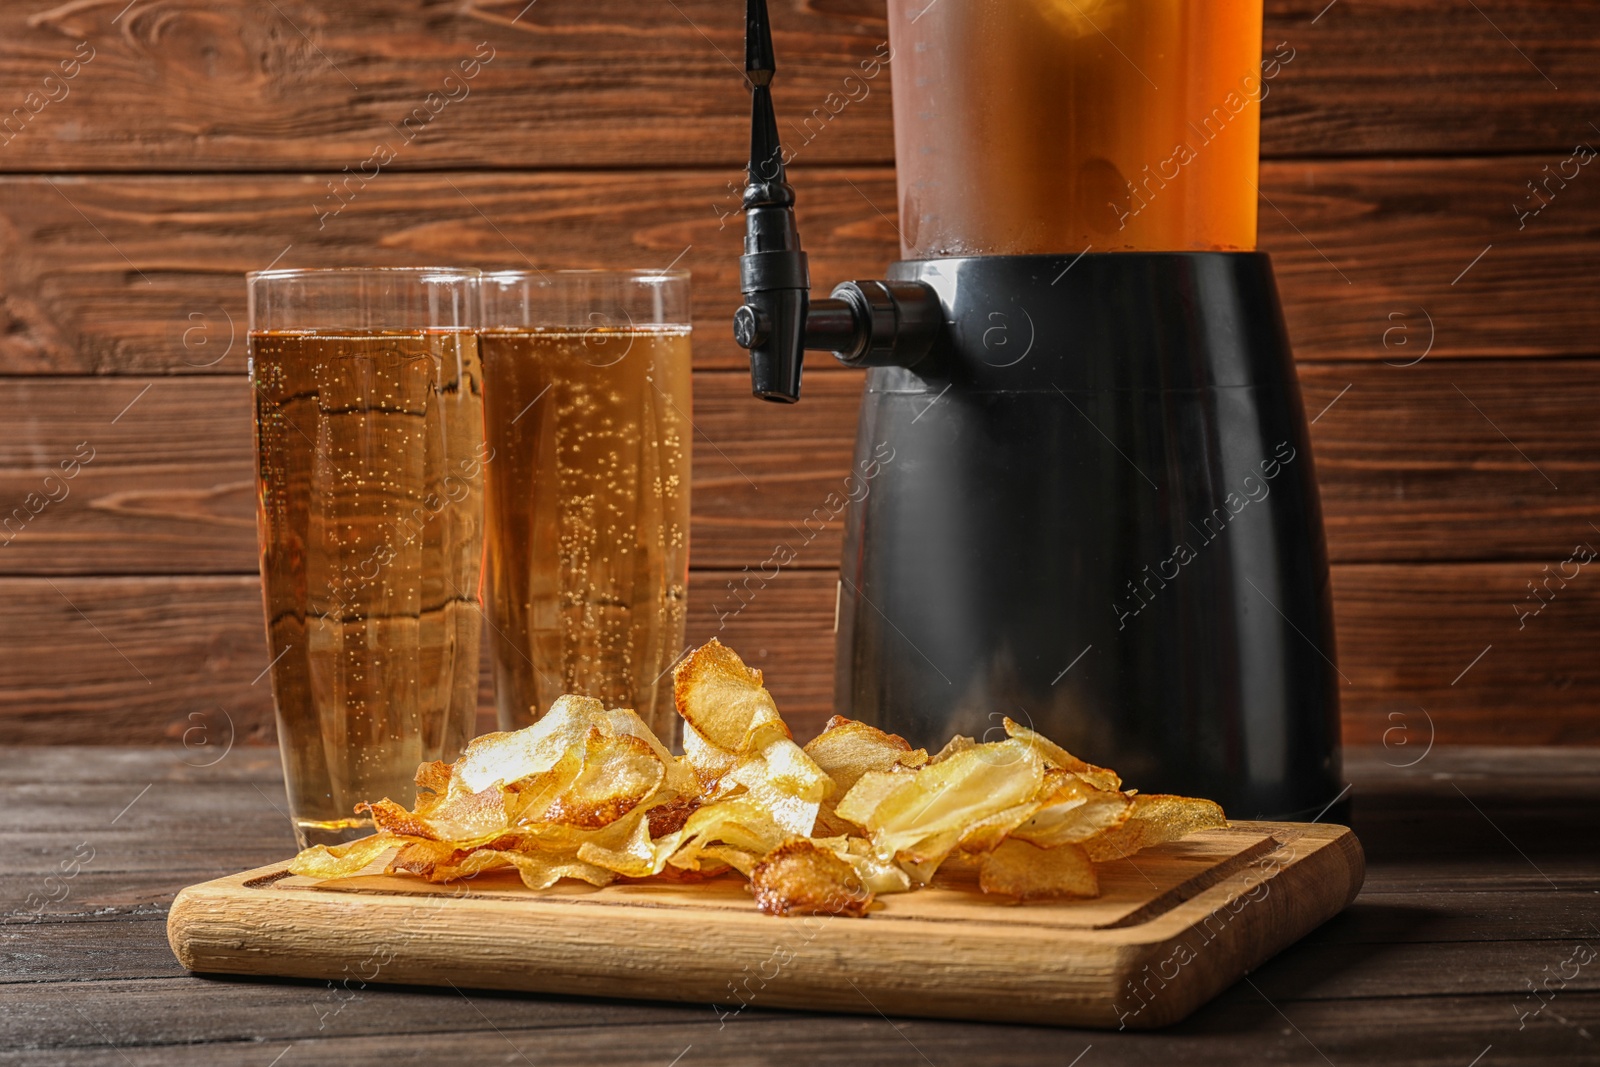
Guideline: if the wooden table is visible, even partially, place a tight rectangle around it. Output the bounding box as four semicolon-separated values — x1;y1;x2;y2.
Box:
4;745;1596;1066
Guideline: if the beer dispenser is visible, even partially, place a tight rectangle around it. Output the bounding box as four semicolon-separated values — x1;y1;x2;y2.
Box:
733;0;1341;817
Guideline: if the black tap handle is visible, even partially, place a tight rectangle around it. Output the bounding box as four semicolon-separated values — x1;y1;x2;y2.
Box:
737;0;809;402
734;0;940;401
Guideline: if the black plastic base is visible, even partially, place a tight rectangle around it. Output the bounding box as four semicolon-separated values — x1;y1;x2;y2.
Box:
834;252;1343;819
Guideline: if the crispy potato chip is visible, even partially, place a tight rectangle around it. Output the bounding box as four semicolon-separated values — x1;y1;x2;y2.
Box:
1003;718;1122;792
288;833;399;880
673;639;787;753
675;642;828;791
674;639;830;837
954;800;1047;854
725;768;821;838
504;746;588;826
497;797;656;858
451;695;611;795
1009;770;1133;848
645;795;702;838
604;704;691;790
389;838;472;881
459;848;618;890
577;808;675;879
1081;794;1227;861
359;784;511;845
750;839;873;917
285;639;1229;917
824;836;913;895
833;769;915;828
804;717;929;837
842;739;1046;883
803;717;928;792
980;839;1099;900
544;729;665;829
697;844;764;876
679;721;736;794
668;796;787;871
413;760;453;814
929;734;976;764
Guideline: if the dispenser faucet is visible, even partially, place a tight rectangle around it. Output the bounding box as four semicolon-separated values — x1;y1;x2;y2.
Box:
733;0;943;403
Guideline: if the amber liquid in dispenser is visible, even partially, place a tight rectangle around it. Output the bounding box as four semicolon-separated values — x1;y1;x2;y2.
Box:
888;0;1266;255
480;327;692;739
251;330;485;847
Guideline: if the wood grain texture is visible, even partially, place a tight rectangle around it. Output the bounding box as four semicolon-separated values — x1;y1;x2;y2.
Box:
3;747;1595;1064
2;363;1596;577
0;159;1597;377
0;0;1594;171
0;170;890;376
1263;155;1600;360
5;997;1600;1067
165;823;1363;1030
1296;362;1600;562
2;560;1597;746
0;0;897;171
1262;0;1594;157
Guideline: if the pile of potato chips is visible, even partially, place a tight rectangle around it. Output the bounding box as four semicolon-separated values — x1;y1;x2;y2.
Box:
290;639;1226;916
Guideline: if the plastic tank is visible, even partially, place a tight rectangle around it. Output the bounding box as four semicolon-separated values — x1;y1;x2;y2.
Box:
887;0;1267;257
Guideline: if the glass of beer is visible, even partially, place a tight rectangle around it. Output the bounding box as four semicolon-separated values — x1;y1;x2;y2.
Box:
479;270;691;741
248;267;486;848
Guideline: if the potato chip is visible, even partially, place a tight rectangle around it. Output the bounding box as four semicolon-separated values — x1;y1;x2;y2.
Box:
836;837;915;895
461;848;619;890
543;729;665;829
673;639;831;835
832;770;914;828
359;784;511;845
980;839;1098;900
1003;717;1122;792
604;705;696;797
577;808;675;879
451;695;611;795
288;833;398;880
673;639;788;753
285;639;1228;917
667;795;787;872
954;799;1047;854
929;734;976;764
840;739;1046;884
1081;794;1227;861
645;795;702;838
803;717;928;790
750;839;873;917
1008;769;1132;848
804;717;928;836
413;760;453;812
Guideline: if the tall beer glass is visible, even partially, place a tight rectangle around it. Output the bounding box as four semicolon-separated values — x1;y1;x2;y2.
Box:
248;268;486;848
479;270;691;742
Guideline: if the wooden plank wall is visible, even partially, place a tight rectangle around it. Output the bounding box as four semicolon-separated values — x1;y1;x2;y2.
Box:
0;0;1596;748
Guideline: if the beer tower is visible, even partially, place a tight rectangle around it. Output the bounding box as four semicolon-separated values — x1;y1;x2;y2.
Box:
733;0;1341;817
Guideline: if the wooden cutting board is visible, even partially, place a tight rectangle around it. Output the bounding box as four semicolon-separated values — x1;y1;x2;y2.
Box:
167;820;1362;1030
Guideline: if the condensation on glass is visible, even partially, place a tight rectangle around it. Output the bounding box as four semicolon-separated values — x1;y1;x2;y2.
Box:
248;267;485;849
478;270;693;745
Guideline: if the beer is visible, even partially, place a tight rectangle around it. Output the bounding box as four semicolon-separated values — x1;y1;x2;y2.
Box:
480;326;692;739
889;0;1266;255
251;329;485;847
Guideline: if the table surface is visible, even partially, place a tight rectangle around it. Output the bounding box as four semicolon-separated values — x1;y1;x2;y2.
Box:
4;745;1597;1066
